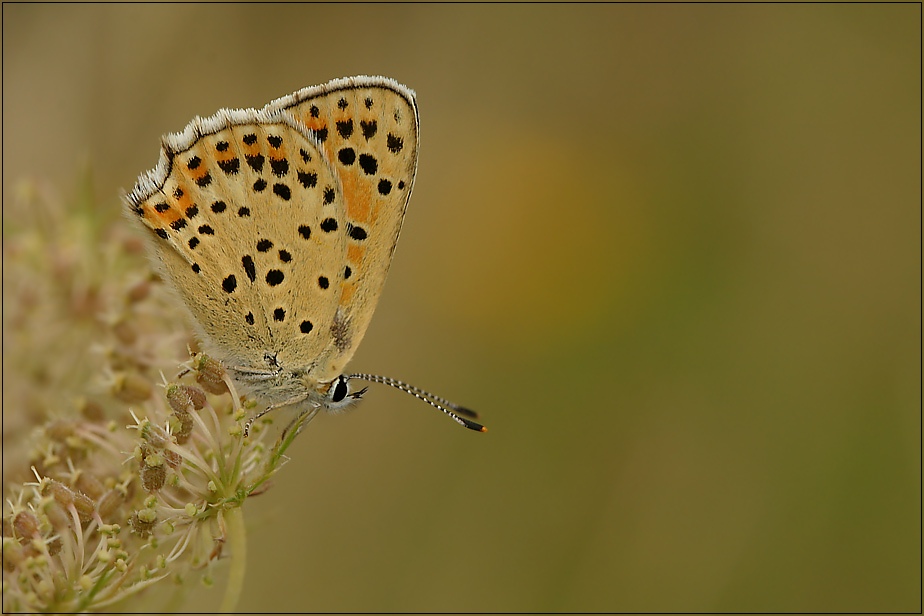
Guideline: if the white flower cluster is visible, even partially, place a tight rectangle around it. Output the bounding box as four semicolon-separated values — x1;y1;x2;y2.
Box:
2;181;301;612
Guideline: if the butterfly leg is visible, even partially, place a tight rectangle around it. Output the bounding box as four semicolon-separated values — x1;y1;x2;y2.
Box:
230;366;281;381
281;404;322;441
242;391;310;436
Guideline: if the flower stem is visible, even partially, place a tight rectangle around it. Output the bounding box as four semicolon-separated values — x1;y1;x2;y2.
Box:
220;506;246;613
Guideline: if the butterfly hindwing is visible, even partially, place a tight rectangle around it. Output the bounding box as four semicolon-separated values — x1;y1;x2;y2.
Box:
266;76;419;380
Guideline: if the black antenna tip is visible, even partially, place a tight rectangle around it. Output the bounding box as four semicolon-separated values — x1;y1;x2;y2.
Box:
461;418;487;433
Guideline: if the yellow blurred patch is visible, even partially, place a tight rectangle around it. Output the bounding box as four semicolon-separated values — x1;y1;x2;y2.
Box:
426;130;654;346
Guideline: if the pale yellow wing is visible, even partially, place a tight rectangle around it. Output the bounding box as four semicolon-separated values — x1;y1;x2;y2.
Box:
265;76;419;380
124;109;348;376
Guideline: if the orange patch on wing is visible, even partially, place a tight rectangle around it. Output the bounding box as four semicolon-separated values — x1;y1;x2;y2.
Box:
180;164;212;189
151;209;183;228
339;281;357;305
300;115;326;135
298;104;377;223
301;114;322;126
144;196;184;227
172;180;193;205
272;138;295;167
215;150;237;166
339;173;371;223
207;132;239;172
240;132;263;157
347;244;365;265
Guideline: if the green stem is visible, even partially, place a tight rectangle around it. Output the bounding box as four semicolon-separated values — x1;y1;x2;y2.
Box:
220;506;246;613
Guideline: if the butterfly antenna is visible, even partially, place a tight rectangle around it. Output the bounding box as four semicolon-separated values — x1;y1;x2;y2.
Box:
348;373;486;432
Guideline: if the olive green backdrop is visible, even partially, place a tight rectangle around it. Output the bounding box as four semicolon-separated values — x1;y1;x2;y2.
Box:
3;4;920;612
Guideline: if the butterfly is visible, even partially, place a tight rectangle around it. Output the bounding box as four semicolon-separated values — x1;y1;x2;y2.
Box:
124;76;483;434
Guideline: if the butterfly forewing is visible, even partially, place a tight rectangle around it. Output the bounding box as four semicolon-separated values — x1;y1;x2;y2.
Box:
128;114;348;375
266;76;420;379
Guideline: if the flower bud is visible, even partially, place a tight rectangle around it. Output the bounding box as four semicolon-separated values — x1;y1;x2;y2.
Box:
129;509;157;538
169;411;194;444
166;383;206;413
2;538;24;572
111;372;152;403
75;471;105;500
42;479;74;509
140;460;166;493
77;397;105;422
126;278;151;303
192;354;228;395
140;422;168;449
12;511;40;539
73;491;95;524
97;489;124;520
45;420;75;442
112;319;138;345
163;449;182;469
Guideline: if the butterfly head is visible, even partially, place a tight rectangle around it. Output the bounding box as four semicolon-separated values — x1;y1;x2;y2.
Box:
324;374;368;412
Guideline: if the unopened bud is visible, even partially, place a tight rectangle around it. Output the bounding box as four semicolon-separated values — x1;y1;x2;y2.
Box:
72;491;95;524
166;383;207;413
111;372;152;403
193;354;228;395
2;538;24;572
169;411;194;444
75;472;106;500
97;489;124;520
127;278;151;303
129;509;157;538
43;480;74;509
78;398;106;422
45;420;75;442
140;461;166;493
163;449;182;469
140;422;168;449
12;511;40;539
112;319;138;345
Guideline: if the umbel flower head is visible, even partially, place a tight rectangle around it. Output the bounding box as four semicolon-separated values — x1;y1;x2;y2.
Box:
2;178;302;612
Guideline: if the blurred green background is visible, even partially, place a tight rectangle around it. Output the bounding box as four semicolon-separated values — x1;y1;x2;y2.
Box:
3;4;920;612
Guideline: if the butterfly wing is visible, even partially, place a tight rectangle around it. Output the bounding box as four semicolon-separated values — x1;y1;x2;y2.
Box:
125;109;349;379
266;76;420;380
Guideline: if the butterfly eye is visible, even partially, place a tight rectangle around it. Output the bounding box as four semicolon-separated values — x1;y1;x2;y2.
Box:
330;375;349;403
325;375;368;413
